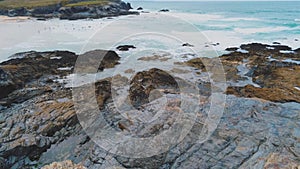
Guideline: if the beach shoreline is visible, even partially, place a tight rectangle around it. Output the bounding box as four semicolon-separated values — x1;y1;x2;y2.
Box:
0;11;299;63
0;42;299;168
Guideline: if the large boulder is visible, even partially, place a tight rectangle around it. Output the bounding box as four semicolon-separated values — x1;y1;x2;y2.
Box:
129;68;179;108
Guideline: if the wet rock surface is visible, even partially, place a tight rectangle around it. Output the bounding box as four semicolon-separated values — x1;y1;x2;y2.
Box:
159;9;170;12
0;43;299;168
129;68;180;108
0;49;120;168
116;45;136;51
186;43;300;103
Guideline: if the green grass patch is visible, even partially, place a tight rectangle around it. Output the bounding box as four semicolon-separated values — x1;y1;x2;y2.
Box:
0;0;68;9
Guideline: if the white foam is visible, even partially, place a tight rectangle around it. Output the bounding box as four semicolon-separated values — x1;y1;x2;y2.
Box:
234;27;292;34
280;50;295;54
222;17;260;21
266;47;275;50
57;67;73;71
267;56;300;64
282;58;300;64
50;56;62;60
0;12;299;63
164;12;223;22
236;48;249;53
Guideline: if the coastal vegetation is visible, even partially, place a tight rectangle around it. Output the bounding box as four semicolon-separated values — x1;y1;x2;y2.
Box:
0;0;115;9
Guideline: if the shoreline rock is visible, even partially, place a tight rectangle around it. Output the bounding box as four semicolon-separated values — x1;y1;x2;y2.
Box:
159;9;169;12
0;49;120;105
116;45;136;51
185;42;300;103
0;43;299;168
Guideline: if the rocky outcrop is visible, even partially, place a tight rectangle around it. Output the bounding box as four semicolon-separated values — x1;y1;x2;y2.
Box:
129;68;179;108
185;43;300;103
0;50;119;104
0;43;299;169
227;84;300;103
0;1;138;20
182;43;194;47
159;9;169;12
0;49;120;168
59;3;138;20
116;45;136;51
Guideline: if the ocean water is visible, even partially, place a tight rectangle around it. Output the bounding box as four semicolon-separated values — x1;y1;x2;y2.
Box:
0;1;299;62
129;1;300;42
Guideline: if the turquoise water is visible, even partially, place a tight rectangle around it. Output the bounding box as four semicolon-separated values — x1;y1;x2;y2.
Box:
0;1;299;62
129;1;300;42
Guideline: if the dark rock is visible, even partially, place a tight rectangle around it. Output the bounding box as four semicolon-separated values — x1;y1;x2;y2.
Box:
7;9;17;17
37;17;47;21
240;43;270;51
78;50;120;72
0;68;16;99
0;9;8;15
127;2;133;10
70;6;90;13
11;7;28;16
273;42;281;45
211;42;220;46
116;45;136;51
58;7;73;16
0;49;120;104
137;7;143;10
31;4;60;15
182;43;194;47
159;9;169;12
129;68;179;108
0;157;8;169
225;47;239;51
120;2;132;10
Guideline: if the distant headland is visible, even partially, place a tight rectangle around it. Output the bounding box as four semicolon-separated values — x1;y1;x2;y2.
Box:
0;0;139;20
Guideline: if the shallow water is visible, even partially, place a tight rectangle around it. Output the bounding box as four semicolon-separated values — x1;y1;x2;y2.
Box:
0;1;299;63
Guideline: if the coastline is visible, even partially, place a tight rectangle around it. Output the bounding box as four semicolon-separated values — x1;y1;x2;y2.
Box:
0;0;138;20
0;1;300;168
0;42;299;168
0;11;299;63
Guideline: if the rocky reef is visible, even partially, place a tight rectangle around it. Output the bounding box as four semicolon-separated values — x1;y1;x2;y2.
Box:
0;43;299;168
0;0;138;20
186;43;300;103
